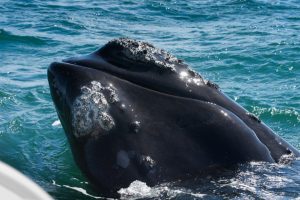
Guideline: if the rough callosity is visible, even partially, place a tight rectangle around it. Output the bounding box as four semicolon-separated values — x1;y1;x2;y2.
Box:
99;38;206;86
71;81;117;137
101;38;184;72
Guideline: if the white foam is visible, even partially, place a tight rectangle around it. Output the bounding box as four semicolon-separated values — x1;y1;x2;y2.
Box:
118;180;151;198
51;120;61;127
118;180;206;199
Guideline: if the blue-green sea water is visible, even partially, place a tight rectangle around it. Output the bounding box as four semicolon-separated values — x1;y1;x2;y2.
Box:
1;0;300;199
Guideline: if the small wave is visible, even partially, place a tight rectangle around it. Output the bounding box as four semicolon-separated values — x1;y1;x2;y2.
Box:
52;180;106;199
143;161;300;199
251;106;300;123
0;29;47;45
218;161;300;199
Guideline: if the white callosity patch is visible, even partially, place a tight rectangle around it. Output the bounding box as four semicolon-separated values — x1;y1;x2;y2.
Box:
72;81;118;138
106;38;181;72
106;83;119;103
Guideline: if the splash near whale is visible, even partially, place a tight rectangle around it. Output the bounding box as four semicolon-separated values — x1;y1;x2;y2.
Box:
48;38;299;197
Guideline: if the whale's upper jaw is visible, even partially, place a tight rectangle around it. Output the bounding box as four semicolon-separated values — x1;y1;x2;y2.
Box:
47;37;240;142
48;38;213;139
60;38;209;101
46;37;214;151
63;38;205;77
97;38;182;73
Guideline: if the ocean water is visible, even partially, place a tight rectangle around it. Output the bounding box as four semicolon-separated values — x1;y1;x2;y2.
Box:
1;0;300;199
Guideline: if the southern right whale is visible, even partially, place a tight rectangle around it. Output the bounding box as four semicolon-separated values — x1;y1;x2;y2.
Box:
48;38;299;197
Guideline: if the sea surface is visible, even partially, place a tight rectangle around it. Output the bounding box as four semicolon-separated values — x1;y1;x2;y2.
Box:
1;0;300;199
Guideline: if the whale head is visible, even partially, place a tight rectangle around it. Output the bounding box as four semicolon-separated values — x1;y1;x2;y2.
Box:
47;38;297;197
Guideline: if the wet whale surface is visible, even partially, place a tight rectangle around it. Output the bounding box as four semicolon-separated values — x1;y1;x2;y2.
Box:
48;38;299;197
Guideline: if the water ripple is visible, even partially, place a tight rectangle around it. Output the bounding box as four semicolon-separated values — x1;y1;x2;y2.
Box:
0;29;47;45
